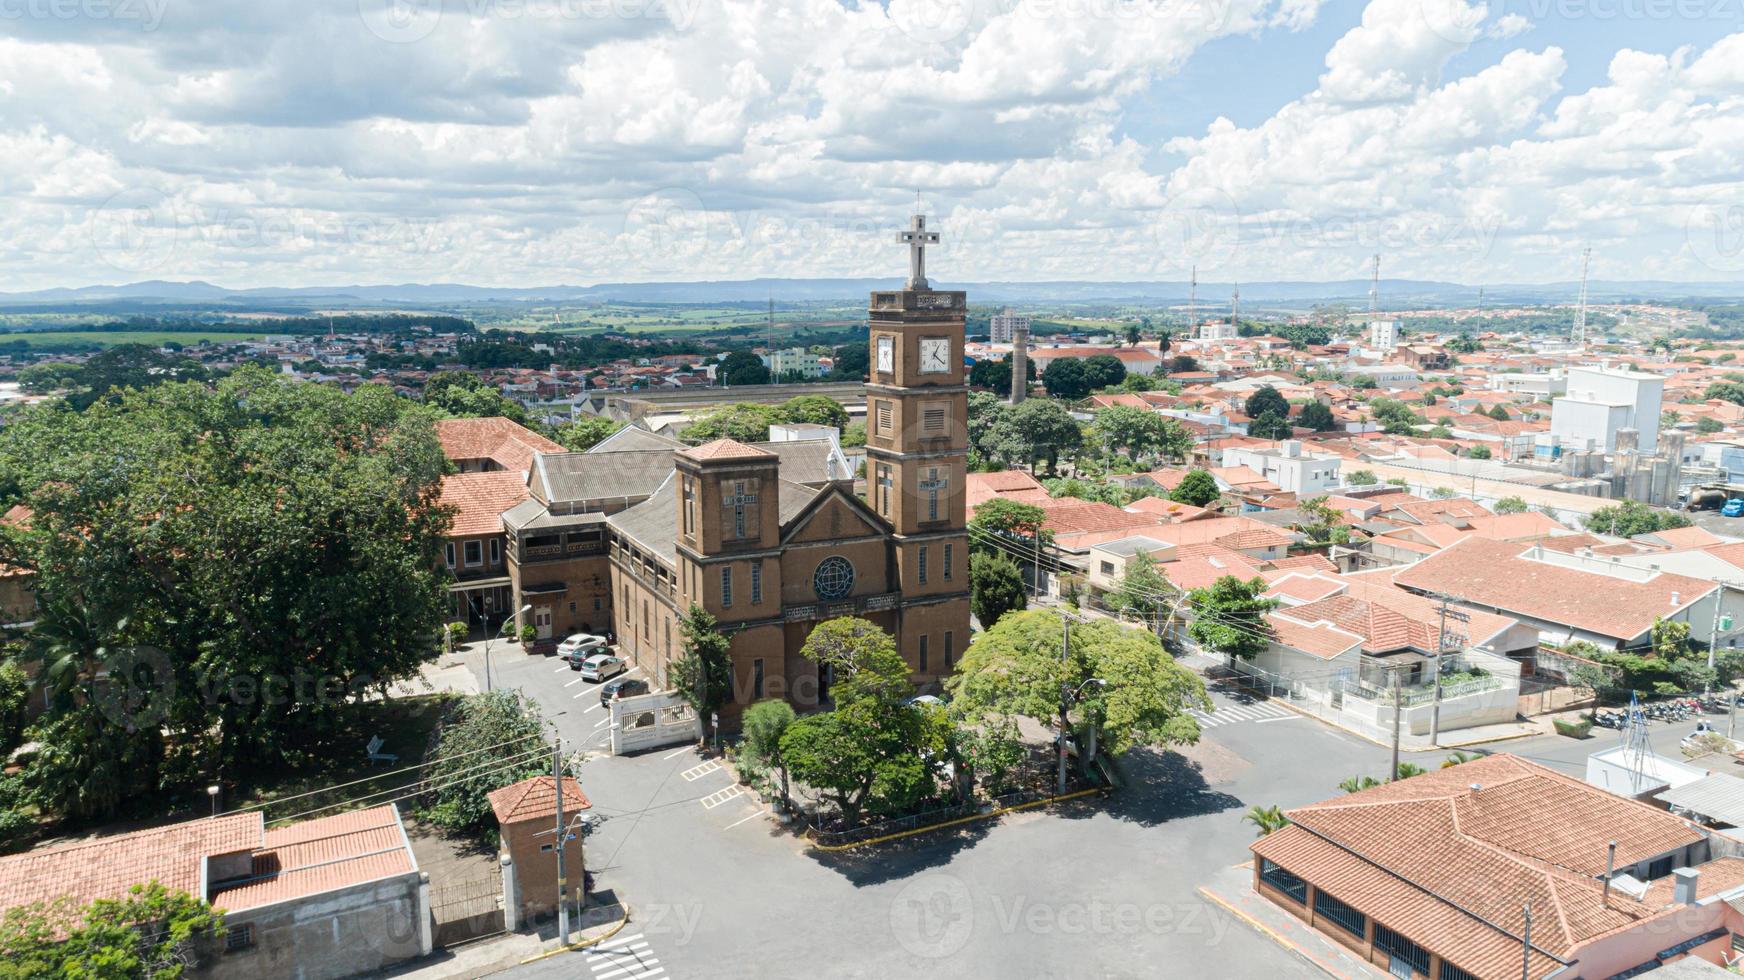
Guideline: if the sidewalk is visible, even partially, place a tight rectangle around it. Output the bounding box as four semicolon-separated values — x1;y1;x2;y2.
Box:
1198;863;1387;980
379;904;630;980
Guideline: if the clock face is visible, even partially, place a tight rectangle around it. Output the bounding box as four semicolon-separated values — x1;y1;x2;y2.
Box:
876;336;894;373
919;337;950;374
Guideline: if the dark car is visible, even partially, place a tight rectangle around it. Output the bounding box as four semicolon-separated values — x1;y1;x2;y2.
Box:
600;677;649;708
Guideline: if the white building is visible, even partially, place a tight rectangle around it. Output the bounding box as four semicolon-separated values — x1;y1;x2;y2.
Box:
990;311;1030;344
1220;440;1343;494
1344;363;1420;389
1490;370;1568;398
1550;366;1666;454
762;347;826;379
1366;319;1399;350
1199;320;1239;342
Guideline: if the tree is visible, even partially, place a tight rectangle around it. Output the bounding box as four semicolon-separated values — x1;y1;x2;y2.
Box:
1244;386;1289;421
0;882;224;979
679;402;780;443
61;344;208;412
1248;410;1292;441
778;394;849;430
1124;323;1141;347
1446;333;1482;354
1169;355;1199;374
948;609;1208;769
1493;495;1529;514
1296;496;1348;546
1706;382;1744;405
1297;400;1336;432
422;691;549;836
1243;804;1288;836
1467;445;1492;460
1170;469;1221;508
1653;616;1693;660
1042;358;1093;400
1431;486;1457;499
969;497;1049;547
781;618;946;823
1082;354;1127;391
553;415;625;452
720;350;770;386
1347;469;1377;486
1187;575;1277;660
1157;331;1172;355
424;371;529;425
829;343;869;381
0;662;25;759
1699;417;1726;434
1584;499;1693;536
1090;405;1187;462
1339;775;1381;793
740;699;796;802
970;552;1028;629
1109;551;1175;633
989;398;1082;474
1;368;451;804
1488;404;1512;421
672;604;734;736
1441;751;1480;768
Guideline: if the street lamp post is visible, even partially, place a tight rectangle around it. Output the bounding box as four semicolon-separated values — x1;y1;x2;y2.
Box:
483;603;534;693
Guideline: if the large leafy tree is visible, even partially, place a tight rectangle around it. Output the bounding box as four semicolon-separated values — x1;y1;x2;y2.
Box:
679;403;780;443
1297;401;1337;431
829;344;869;381
1089;406;1192;463
672;604;734;733
969;498;1050;558
1110;551;1176;633
1584;499;1693;536
61;344;208;412
948;609;1208;765
969;356;1036;397
423;371;529;425
720;350;770;386
781;618;949;823
740;699;796;801
422;691;549;836
1244;385;1289;421
1169;469;1221;507
1082;354;1127;391
970;552;1028;629
778;394;849;430
553;415;625;452
1187;575;1278;661
1248;410;1292;440
989;398;1082;474
0;368;451;808
1041;358;1092;400
0;882;224;980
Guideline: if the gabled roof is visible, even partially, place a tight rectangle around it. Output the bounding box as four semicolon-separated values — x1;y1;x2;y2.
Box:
488;776;591;825
439;470;530;537
435;417;565;470
535;450;676;505
211;805;417;911
681;439;773;461
585;425;683;454
0;813;263;914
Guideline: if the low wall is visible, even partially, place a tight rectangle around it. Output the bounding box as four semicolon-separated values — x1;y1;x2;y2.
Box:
198;872;426;980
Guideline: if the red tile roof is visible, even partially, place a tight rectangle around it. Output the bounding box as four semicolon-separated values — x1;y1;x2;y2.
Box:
212;806;416;911
439;470;530;537
680;439;774;462
435;417;565;470
488;775;591;825
0;813;263;913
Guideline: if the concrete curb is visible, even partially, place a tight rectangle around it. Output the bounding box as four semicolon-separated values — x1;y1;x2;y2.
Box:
1198;885;1370;980
805;787;1105;852
1264;694;1541;751
517;904;633;964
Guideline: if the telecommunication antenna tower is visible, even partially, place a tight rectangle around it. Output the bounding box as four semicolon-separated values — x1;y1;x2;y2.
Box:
1574;247;1592;346
1368;253;1381;317
1188;265;1197;337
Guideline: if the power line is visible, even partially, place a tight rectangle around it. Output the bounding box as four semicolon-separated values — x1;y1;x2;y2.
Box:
261;745;550;826
227;731;546;815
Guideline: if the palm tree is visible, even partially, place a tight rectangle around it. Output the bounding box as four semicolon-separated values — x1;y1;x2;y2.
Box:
1339;775;1381;794
1243;804;1289;837
1394;762;1427;780
1441;751;1480;769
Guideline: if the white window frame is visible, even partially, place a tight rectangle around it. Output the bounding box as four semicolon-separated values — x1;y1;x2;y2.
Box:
463;540;482;567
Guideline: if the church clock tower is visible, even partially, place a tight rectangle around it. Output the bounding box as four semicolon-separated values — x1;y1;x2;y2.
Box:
864;211;971;680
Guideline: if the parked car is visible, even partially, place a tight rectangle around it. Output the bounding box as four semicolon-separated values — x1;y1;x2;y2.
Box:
600;676;650;708
1723;498;1744;518
558;633;609;663
573;652;626;680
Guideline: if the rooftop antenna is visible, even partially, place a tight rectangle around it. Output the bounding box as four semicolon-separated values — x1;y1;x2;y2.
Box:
1621;691;1652;795
1188;264;1198;336
1369;253;1381;318
1574;246;1592;347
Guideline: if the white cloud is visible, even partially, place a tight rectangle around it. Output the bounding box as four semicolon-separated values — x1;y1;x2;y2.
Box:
0;0;1740;288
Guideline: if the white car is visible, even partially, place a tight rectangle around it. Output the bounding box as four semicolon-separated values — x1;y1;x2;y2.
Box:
557;633;608;665
575;652;627;681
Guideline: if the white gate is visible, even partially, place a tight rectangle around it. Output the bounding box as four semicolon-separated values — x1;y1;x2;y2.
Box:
609;691;700;755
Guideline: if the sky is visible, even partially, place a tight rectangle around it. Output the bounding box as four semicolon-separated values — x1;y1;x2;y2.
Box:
0;0;1741;290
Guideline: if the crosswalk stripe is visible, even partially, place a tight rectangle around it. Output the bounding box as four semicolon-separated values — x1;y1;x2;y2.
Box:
592;958;661;980
590;941;649;958
586;932;643;953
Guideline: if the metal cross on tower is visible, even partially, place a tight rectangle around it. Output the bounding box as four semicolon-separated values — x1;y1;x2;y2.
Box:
899;212;941;289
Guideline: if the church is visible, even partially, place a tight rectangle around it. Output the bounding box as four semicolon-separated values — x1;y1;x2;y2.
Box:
463;213;971;719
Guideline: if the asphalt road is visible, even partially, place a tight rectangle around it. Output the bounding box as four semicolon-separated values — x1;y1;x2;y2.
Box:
467;644;1429;980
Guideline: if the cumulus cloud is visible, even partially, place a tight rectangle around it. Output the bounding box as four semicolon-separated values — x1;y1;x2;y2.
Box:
0;0;1740;288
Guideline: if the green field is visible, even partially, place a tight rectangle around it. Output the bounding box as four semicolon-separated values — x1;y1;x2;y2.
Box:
0;329;271;348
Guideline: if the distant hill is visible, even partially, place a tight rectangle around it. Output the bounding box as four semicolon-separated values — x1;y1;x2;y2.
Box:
1;277;1741;310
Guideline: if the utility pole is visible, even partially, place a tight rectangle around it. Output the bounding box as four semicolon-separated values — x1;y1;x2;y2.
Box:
1369;253;1381;318
1389;665;1403;782
1058;614;1073;797
1706;581;1732;695
553;738;570;943
1188;265;1197;338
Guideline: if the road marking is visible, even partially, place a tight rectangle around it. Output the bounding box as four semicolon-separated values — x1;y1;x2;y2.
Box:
593;963;661;980
581;700;603;714
662;747;691;760
587;932;643;953
1254;715;1302;724
554;664;570;673
594;716;611;728
680;761;721;781
723;810;762;830
565;675;590;688
701;786;743;810
574;689;595;699
1190;702;1293;729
